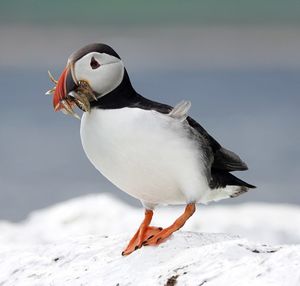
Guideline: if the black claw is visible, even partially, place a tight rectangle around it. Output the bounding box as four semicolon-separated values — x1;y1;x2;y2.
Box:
134;246;139;250
121;251;125;256
158;227;163;231
147;235;154;240
156;238;161;243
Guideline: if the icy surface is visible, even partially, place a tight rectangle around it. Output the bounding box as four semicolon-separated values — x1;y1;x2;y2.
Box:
0;232;299;286
0;194;300;285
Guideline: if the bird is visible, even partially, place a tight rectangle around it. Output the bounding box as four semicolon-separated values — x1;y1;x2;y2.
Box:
48;43;255;256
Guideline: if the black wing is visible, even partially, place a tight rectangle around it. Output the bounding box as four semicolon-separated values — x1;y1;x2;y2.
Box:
186;116;248;172
186;115;255;189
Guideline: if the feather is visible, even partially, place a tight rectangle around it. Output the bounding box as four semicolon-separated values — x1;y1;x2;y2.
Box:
168;100;191;122
213;147;248;172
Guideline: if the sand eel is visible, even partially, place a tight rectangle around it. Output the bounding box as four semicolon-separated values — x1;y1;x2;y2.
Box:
47;43;255;256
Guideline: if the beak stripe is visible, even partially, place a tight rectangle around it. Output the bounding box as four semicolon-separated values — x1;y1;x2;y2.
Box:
53;67;68;111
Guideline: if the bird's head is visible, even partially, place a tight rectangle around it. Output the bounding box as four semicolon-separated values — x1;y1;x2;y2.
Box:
47;43;125;118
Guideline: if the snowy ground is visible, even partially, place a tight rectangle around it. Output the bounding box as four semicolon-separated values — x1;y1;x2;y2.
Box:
1;232;300;286
0;194;300;285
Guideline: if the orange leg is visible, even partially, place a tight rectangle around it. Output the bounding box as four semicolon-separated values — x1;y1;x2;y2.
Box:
122;209;162;256
143;203;196;246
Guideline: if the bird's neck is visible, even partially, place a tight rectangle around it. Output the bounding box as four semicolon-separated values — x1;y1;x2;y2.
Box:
90;69;141;109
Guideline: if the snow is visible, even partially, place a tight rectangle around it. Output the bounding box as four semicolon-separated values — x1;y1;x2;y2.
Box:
0;232;299;286
0;194;300;285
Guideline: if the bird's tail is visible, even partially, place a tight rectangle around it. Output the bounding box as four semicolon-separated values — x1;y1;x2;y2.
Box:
202;170;256;204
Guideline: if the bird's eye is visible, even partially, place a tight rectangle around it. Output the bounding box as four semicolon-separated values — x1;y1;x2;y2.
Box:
90;57;100;69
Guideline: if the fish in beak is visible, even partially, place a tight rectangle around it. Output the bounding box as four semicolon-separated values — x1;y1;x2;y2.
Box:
46;64;96;119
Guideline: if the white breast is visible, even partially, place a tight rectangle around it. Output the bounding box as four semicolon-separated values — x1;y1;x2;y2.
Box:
80;108;209;206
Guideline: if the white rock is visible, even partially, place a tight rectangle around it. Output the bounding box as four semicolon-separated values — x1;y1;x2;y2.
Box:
0;232;299;286
0;194;300;285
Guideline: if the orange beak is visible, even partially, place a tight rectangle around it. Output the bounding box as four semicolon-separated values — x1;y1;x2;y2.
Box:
53;65;78;111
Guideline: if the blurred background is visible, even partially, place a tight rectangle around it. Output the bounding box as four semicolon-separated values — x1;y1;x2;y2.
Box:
0;1;299;221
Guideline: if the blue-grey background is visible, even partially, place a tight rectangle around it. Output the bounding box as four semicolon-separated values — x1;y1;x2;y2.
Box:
0;1;299;221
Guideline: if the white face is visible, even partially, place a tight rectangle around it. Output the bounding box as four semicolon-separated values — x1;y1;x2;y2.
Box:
72;52;124;97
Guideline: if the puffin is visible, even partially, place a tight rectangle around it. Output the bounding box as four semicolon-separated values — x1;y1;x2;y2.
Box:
47;43;255;256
